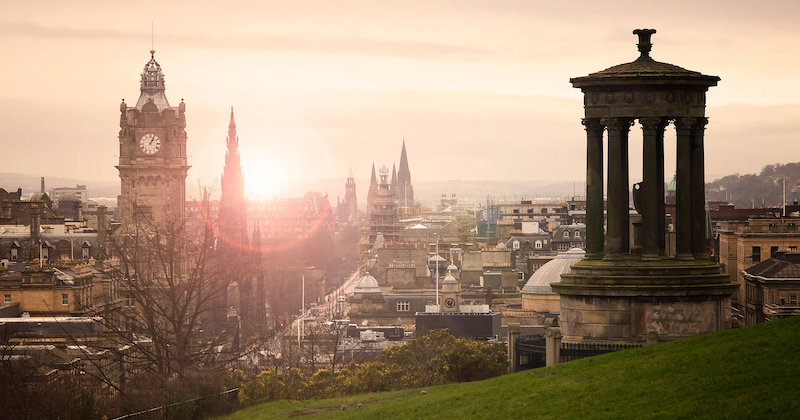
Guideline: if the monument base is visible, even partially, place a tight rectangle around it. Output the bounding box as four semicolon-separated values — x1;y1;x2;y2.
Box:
552;256;738;343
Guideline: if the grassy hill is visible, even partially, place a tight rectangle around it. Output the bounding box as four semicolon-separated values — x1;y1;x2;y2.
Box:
215;316;800;419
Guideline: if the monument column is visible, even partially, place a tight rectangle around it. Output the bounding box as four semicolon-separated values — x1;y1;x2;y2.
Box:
602;117;632;257
675;117;696;259
561;29;735;344
657;121;667;253
640;117;666;259
691;117;709;259
584;118;605;259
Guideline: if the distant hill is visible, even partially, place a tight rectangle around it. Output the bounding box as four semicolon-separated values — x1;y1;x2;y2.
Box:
706;162;800;209
219;316;800;419
6;163;800;213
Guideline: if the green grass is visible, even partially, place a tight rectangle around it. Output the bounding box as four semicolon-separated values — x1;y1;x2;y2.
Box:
215;316;800;419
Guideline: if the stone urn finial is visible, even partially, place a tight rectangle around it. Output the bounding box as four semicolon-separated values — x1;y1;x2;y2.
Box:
633;29;656;58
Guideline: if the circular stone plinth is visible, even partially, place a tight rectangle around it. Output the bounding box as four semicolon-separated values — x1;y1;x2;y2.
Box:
552;257;738;342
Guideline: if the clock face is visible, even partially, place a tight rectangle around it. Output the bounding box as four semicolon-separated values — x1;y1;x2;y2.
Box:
445;298;456;309
139;133;162;155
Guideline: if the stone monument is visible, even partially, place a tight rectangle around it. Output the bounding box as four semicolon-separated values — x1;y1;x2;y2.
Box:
552;29;738;343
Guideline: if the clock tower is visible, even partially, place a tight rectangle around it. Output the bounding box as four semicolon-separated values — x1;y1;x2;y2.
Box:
117;50;189;227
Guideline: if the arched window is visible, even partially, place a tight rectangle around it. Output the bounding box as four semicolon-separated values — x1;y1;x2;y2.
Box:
575;230;581;238
513;240;520;250
563;230;570;238
535;240;542;249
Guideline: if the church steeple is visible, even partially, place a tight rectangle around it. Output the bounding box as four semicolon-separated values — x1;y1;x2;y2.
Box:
390;163;397;195
367;163;378;216
396;140;414;212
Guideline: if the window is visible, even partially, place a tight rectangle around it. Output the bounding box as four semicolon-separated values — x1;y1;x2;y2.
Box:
790;246;798;253
4;294;10;304
396;301;410;312
42;247;49;261
791;295;798;305
62;294;69;305
751;246;761;263
535;240;542;249
771;246;779;258
82;247;90;260
563;231;570;238
513;240;520;250
10;248;17;261
541;208;548;213
518;272;525;280
575;230;581;238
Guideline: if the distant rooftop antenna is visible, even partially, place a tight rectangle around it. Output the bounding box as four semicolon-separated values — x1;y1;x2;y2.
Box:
151;22;154;51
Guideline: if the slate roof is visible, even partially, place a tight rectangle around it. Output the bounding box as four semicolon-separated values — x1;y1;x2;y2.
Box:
744;258;800;279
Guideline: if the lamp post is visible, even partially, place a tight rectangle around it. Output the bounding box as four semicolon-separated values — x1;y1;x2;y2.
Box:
435;233;439;306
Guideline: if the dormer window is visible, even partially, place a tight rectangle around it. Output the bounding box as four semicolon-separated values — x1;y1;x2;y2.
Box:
10;241;20;261
563;231;570;238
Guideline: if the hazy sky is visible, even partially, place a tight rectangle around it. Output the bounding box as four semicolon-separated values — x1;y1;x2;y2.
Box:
2;0;799;199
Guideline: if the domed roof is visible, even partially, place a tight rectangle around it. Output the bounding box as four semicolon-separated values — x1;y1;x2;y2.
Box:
354;272;381;294
522;248;586;295
58;192;78;202
570;30;719;87
442;273;458;285
667;173;677;192
447;263;458;272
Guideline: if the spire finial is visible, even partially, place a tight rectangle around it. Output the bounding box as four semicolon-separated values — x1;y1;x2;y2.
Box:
633;29;656;59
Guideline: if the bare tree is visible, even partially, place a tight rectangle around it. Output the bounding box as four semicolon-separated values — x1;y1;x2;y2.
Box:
99;204;259;383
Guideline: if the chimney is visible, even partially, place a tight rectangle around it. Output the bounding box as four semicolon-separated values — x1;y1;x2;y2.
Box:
72;200;82;222
40;177;45;193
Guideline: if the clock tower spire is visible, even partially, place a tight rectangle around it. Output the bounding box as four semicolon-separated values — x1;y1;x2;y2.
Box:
117;50;189;227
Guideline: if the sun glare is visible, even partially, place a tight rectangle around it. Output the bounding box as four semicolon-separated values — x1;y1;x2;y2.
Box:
242;161;286;199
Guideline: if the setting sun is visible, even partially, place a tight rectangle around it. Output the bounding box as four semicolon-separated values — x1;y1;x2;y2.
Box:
241;158;286;199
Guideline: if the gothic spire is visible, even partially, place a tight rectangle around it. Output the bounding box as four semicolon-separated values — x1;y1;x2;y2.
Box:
396;141;414;210
390;163;397;194
220;107;248;247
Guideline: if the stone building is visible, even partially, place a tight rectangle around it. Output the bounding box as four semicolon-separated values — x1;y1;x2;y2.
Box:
347;272;425;328
246;192;334;247
550;224;586;251
718;217;800;318
116;50;189;227
741;252;800;325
